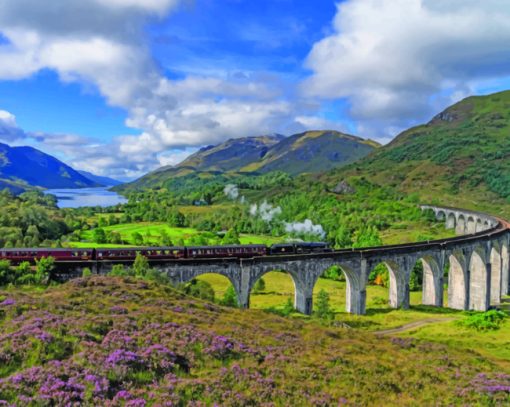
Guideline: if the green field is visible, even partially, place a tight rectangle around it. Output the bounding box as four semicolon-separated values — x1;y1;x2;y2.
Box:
72;223;283;248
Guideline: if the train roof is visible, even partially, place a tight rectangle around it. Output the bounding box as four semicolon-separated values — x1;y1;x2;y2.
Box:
187;244;266;250
95;246;185;251
0;248;94;252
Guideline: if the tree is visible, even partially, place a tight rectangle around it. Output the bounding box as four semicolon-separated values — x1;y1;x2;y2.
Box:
183;279;215;302
222;228;240;245
14;261;33;285
132;232;144;246
34;256;55;284
220;285;238;307
315;289;333;320
93;228;107;244
353;225;382;248
253;277;266;293
0;259;11;285
133;253;150;278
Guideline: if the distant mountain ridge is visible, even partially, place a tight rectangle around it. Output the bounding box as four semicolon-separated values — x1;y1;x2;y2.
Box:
118;130;380;191
77;170;122;186
0;142;100;192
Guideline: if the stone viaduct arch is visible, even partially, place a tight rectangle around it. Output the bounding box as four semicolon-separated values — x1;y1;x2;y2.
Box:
80;205;510;316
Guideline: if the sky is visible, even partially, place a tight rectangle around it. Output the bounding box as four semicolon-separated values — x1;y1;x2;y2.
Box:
1;0;510;180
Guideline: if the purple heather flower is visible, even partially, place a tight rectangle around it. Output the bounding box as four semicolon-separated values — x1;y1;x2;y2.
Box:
0;298;15;306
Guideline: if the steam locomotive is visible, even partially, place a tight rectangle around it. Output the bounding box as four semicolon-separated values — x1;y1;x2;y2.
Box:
0;242;331;264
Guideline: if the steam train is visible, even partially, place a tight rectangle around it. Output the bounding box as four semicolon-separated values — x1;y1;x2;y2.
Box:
0;242;331;264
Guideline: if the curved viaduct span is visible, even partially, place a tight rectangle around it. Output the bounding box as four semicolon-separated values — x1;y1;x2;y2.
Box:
63;205;510;316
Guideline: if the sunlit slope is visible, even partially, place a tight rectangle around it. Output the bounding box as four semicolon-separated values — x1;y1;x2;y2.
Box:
0;276;508;405
322;90;510;216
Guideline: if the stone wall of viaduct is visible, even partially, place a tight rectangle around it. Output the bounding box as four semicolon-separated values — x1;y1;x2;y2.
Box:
68;205;510;316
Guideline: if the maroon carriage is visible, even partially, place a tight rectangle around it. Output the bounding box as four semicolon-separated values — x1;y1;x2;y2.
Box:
185;244;267;258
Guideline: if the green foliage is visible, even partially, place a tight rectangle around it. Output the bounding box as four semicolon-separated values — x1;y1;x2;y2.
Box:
183;279;215;302
109;264;132;277
132;232;144;246
253;278;266;293
315;289;334;320
409;262;423;291
132;253;150;278
222;228;240;245
82;267;92;278
34;256;55;284
457;310;507;331
0;259;11;285
220;285;238;307
93;228;106;244
321;265;345;281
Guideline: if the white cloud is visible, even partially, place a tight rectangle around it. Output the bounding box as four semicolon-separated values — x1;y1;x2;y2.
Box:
303;0;510;138
0;110;26;142
0;0;327;177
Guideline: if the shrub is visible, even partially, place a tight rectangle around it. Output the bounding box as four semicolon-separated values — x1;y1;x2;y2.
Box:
34;256;55;284
220;285;238;307
82;267;92;278
109;264;133;277
315;289;334;321
458;310;507;331
183;279;215;302
253;278;266;293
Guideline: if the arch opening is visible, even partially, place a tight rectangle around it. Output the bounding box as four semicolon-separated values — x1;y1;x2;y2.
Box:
448;252;467;310
249;269;297;314
420;256;443;307
192;273;239;306
368;261;409;310
469;249;489;311
312;265;346;316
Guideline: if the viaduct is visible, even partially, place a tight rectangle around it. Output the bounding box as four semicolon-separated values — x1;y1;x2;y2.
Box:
59;205;510;316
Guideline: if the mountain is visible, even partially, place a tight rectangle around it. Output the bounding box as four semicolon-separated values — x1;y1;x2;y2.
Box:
177;134;285;172
118;130;379;191
323;90;510;214
241;130;379;175
0;142;100;191
78;170;122;186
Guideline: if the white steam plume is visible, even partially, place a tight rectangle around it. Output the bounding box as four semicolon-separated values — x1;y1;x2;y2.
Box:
285;219;325;239
224;184;239;200
249;200;282;223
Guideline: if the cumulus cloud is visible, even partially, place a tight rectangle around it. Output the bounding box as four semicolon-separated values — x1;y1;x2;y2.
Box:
303;0;510;138
0;0;318;178
0;110;26;142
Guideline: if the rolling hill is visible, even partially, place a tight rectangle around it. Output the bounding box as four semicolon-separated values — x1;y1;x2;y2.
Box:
0;142;100;191
323;90;510;215
118;130;379;191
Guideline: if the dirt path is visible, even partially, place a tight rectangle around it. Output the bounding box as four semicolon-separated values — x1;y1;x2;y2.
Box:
374;317;457;336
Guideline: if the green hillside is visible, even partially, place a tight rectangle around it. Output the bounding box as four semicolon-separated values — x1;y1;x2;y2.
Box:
242;130;379;174
0;276;508;405
322;90;510;217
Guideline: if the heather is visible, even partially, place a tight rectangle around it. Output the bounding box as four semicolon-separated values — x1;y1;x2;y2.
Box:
0;277;509;405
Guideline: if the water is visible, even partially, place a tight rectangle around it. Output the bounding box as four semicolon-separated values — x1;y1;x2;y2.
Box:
44;187;127;208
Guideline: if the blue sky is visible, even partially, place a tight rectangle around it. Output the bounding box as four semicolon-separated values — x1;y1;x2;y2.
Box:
0;0;509;179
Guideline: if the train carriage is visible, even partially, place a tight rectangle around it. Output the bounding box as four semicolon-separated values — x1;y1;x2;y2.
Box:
0;248;94;264
96;247;186;261
186;244;267;258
